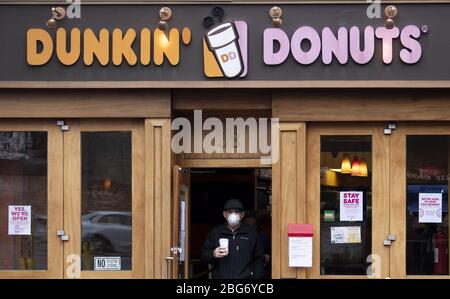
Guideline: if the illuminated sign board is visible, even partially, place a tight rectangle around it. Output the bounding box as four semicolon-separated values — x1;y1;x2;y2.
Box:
0;4;447;82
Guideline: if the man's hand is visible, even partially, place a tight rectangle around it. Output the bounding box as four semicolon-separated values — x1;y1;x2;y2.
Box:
213;247;228;258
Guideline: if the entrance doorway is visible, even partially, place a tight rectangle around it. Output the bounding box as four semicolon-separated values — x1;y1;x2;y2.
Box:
171;167;272;279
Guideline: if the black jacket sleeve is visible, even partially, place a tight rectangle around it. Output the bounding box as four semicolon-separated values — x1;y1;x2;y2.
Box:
251;232;266;279
201;230;218;265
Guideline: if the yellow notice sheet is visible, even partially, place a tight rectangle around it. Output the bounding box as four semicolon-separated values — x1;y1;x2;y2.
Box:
331;226;361;244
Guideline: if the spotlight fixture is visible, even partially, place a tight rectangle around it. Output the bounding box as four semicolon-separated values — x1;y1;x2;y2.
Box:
384;5;398;29
269;6;283;27
158;7;173;30
46;7;65;29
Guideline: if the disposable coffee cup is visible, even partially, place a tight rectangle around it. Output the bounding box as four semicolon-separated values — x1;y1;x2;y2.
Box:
206;22;243;78
219;238;229;254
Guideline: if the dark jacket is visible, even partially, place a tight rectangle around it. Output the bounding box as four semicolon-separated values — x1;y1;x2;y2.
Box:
201;223;265;279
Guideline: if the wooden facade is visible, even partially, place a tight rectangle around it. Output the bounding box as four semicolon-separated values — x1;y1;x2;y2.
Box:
0;88;448;278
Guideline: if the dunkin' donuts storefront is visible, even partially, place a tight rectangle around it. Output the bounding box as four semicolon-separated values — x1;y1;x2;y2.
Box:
0;1;449;279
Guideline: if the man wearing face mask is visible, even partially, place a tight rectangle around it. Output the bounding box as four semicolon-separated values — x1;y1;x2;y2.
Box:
201;199;265;279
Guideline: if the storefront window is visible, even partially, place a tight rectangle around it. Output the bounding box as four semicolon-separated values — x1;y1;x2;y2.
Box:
406;136;449;275
0;132;48;270
81;132;132;271
320;136;372;275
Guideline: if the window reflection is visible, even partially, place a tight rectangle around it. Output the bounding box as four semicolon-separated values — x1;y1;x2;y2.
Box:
0;132;48;270
81;132;132;271
320;136;372;275
406;136;449;275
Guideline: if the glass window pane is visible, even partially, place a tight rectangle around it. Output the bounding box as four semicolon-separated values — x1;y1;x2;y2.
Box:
0;132;48;270
406;136;449;275
81;132;132;271
320;136;372;275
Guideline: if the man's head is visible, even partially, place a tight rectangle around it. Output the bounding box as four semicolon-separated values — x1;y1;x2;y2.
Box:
223;199;245;228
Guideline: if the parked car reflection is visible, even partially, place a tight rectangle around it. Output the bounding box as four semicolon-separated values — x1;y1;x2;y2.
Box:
81;211;132;255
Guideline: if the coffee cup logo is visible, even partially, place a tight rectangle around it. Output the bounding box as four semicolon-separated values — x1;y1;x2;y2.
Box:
203;21;247;79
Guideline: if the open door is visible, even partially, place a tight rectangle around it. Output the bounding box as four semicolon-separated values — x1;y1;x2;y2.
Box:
170;166;190;279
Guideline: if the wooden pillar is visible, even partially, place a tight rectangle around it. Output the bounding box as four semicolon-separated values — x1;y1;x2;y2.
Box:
272;122;306;278
145;119;171;278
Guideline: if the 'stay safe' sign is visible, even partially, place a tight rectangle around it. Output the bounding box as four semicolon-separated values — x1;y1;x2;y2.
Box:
340;192;363;222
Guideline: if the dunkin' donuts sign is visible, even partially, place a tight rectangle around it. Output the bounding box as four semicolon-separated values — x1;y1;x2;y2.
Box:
19;4;434;81
26;20;425;79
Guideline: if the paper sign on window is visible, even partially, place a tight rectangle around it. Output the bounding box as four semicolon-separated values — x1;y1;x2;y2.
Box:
340;191;363;221
419;193;442;223
8;205;31;235
94;257;121;271
331;226;361;244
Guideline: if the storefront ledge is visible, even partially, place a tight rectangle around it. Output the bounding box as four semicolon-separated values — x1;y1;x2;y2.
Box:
2;81;450;89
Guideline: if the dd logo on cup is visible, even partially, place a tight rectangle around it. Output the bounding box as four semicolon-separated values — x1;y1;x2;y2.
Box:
203;21;248;79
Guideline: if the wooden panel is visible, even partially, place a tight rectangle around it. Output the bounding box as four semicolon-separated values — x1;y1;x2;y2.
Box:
145;119;171;278
306;125;321;279
296;124;307;279
273;90;450;122
279;130;295;278
271;130;281;279
48;123;65;279
63;120;81;278
183;158;266;168
389;126;406;278
131;120;145;278
0;120;63;278
0;89;170;118
173;90;271;111
372;126;390;279
272;122;306;279
177;111;273;161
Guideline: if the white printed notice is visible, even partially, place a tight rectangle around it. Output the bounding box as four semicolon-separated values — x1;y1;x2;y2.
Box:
331;226;361;244
288;237;313;267
94;257;121;271
419;193;442;223
8;205;31;235
340;191;363;221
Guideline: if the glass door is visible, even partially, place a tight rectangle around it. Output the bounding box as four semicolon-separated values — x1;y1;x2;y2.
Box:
390;123;450;278
63;120;145;278
306;123;390;278
169;166;190;279
0;120;63;278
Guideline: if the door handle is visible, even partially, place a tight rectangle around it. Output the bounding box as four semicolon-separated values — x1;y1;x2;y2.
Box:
165;256;174;279
57;230;69;241
165;247;181;278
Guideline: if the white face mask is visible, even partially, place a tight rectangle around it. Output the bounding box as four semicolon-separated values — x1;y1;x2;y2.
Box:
227;212;241;226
